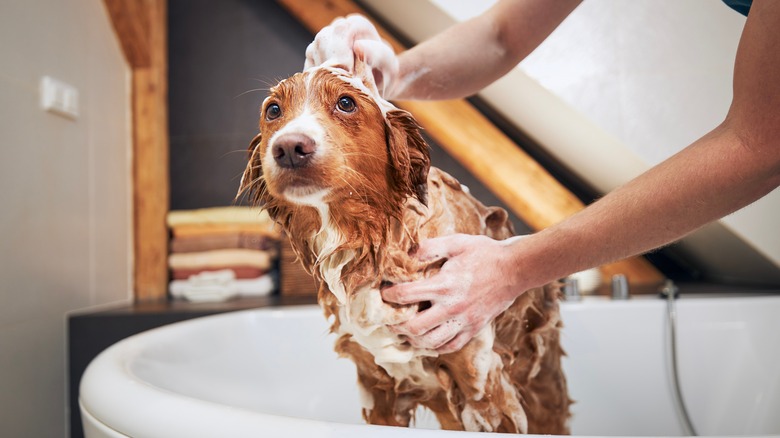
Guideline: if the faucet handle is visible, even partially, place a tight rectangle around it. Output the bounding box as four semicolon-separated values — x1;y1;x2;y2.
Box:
611;274;630;300
563;277;581;301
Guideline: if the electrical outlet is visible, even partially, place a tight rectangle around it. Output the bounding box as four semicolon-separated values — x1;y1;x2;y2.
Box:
40;76;79;120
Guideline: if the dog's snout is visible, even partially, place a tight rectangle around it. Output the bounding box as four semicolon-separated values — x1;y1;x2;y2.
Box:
273;133;317;169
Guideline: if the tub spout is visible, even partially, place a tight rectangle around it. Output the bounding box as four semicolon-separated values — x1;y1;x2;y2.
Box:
658;279;680;299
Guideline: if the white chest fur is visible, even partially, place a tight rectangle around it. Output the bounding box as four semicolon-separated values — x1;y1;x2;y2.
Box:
311;209;440;386
311;208;509;428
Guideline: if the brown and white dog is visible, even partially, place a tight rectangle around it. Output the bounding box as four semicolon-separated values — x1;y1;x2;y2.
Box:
238;61;571;434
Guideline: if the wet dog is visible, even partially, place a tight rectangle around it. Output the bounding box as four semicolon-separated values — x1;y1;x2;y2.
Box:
238;62;570;433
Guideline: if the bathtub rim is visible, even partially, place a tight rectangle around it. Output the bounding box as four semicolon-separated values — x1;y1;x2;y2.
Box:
79;295;780;438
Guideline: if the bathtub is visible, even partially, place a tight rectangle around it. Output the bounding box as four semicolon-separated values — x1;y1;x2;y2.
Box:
80;293;780;437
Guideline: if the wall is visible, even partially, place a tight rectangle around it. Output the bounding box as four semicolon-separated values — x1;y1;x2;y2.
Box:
363;0;780;284
168;0;311;210
0;0;132;436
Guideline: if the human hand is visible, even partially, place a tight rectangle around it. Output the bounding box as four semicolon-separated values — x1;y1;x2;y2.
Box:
304;14;399;97
381;234;524;354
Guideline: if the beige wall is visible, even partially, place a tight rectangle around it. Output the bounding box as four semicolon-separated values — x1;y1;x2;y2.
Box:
0;0;131;435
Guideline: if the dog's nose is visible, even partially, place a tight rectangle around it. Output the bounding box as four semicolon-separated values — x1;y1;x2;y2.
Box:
272;133;317;169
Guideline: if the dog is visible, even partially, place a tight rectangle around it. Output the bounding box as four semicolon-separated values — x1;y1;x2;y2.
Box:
238;60;571;433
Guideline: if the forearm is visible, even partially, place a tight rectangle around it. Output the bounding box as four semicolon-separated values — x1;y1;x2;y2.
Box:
506;120;780;291
389;0;581;100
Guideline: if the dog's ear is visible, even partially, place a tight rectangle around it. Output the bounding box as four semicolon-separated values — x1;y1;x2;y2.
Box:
484;206;514;239
237;132;265;204
385;109;431;205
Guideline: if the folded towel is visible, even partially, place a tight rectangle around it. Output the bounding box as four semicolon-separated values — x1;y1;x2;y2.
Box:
168;248;273;270
169;270;275;301
170;223;278;238
170;232;276;253
171;266;269;280
234;274;275;296
167;206;272;227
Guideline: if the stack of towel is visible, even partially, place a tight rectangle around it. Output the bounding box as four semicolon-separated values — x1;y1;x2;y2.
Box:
167;207;280;302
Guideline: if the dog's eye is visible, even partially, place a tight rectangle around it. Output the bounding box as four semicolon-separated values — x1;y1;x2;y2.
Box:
337;96;356;113
265;103;282;120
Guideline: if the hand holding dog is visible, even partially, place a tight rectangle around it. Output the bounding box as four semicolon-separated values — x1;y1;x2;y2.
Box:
382;234;526;354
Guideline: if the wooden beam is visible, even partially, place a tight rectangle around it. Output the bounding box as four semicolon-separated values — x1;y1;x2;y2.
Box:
103;0;152;68
401;99;583;230
277;0;664;286
106;0;170;301
131;0;169;301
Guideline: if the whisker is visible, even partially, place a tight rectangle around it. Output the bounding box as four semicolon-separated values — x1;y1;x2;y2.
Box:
237;172;266;197
248;77;279;88
338;169;382;205
336;152;387;165
234;88;269;99
220;148;257;159
339;175;370;205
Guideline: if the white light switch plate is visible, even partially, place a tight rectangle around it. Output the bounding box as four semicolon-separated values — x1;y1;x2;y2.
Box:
40;76;79;120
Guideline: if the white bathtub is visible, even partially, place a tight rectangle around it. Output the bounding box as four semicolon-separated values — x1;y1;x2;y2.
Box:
80;294;780;438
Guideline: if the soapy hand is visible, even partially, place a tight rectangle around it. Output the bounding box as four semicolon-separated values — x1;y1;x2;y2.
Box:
304;14;399;98
381;234;524;354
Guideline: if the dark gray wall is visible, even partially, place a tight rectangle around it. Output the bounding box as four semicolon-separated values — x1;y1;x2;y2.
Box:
169;0;310;210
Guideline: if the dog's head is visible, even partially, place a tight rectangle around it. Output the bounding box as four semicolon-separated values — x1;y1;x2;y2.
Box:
239;64;430;223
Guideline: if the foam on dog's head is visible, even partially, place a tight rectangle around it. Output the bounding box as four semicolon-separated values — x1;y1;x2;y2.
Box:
304;58;396;117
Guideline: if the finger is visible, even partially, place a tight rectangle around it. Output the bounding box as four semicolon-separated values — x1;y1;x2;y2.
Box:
305;18;351;70
305;15;383;72
343;14;381;41
381;277;444;305
303;42;318;70
438;331;471;355
353;40;397;94
354;38;395;62
323;16;376;64
391;305;449;337
304;33;339;69
415;235;464;263
408;319;462;350
335;17;380;73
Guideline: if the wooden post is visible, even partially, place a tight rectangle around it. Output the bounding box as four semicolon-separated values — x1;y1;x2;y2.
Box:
104;0;170;301
277;0;664;286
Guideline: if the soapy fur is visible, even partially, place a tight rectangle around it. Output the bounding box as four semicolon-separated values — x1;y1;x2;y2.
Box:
238;63;570;433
